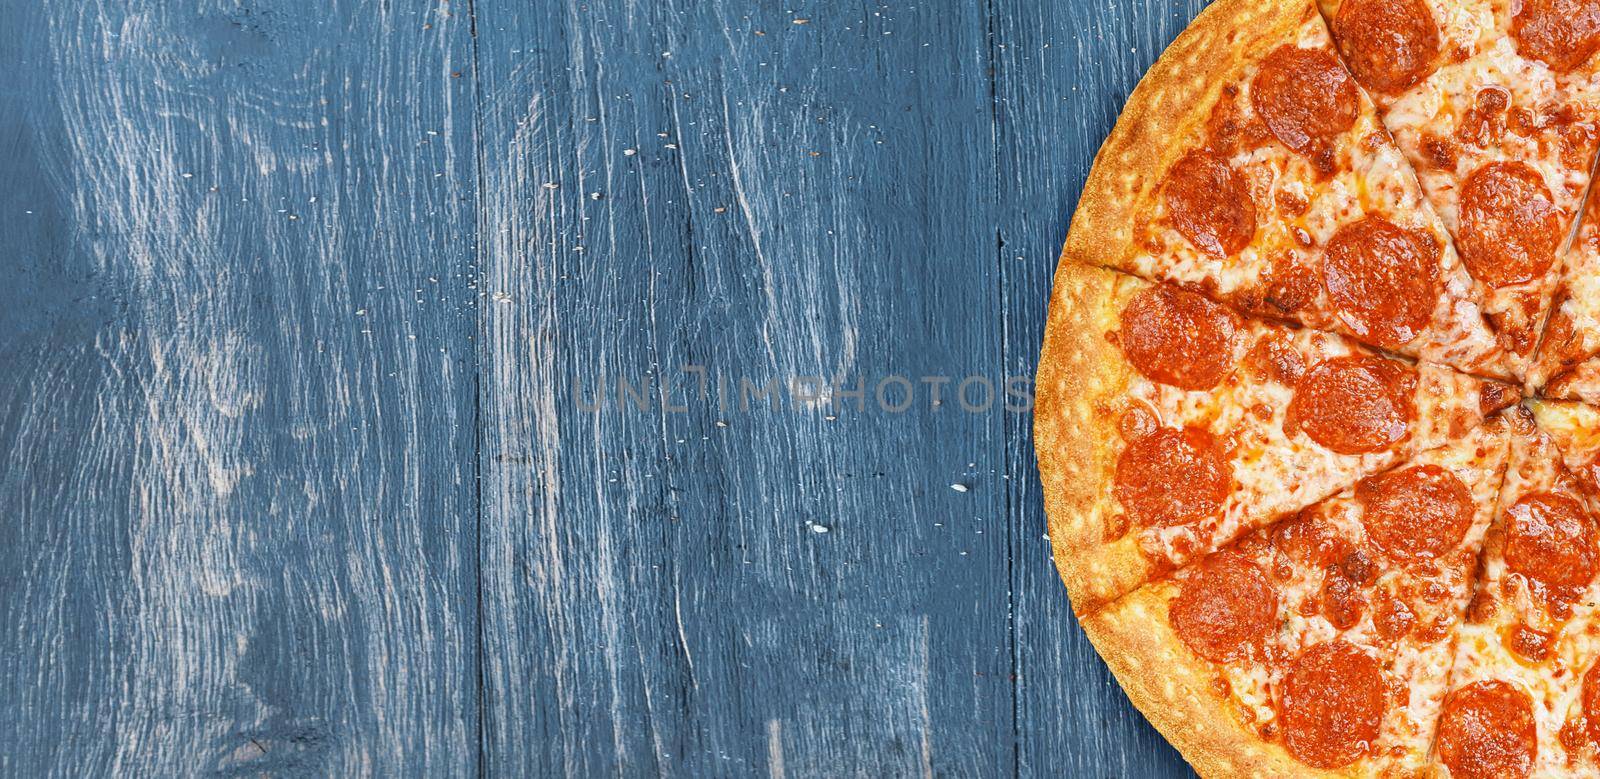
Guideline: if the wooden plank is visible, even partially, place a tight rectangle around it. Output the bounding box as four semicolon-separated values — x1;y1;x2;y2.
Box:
0;0;1233;773
993;0;1208;776
472;2;1016;774
0;1;479;774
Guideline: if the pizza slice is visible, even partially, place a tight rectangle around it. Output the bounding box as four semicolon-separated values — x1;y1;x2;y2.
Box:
1320;0;1600;370
1530;188;1600;401
1037;263;1516;611
1065;0;1510;378
1432;401;1600;777
1080;418;1510;775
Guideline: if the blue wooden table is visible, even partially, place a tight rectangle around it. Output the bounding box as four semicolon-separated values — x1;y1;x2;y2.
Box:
1;1;1211;775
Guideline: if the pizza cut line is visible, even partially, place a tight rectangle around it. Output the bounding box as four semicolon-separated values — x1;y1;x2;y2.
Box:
1041;263;1514;612
1083;418;1509;776
1531;188;1600;402
1036;0;1600;776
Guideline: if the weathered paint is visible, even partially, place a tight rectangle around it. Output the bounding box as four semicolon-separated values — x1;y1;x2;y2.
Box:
1;1;479;774
0;0;1204;776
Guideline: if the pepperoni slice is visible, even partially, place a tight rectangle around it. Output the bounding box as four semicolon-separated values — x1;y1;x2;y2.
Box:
1322;216;1440;349
1584;661;1600;744
1244;333;1306;385
1163;149;1256;257
1513;0;1600;73
1507;623;1554;661
1336;547;1378;585
1357;464;1474;564
1118;285;1241;390
1287;356;1416;454
1436;681;1537;779
1114;426;1233;528
1169;552;1278;662
1332;0;1441;94
1504;491;1599;589
1480;382;1520;416
1320;569;1366;629
1273;507;1350;568
1278;642;1385;768
1117;403;1157;442
1250;45;1359;157
1372;592;1416;640
1263;260;1320;315
1458;162;1563;289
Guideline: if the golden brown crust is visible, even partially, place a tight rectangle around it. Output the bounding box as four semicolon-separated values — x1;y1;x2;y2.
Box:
1082;585;1346;779
1038;1;1474;776
1062;0;1311;272
1033;262;1149;614
1041;0;1321;619
1057;535;1158;614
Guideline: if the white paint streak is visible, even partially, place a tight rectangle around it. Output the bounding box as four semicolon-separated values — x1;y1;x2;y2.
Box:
767;719;787;779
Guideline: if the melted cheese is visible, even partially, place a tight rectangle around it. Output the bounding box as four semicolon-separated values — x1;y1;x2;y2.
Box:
1365;0;1600;383
1110;273;1491;572
1122;15;1509;377
1213;424;1506;773
1441;404;1600;777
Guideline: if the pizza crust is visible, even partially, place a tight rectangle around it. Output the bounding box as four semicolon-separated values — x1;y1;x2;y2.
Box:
1081;584;1346;779
1033;262;1153;612
1062;0;1307;272
1039;0;1600;774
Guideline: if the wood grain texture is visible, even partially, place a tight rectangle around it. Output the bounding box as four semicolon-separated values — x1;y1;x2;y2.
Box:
0;0;1208;775
472;1;1015;775
994;2;1206;776
0;0;479;774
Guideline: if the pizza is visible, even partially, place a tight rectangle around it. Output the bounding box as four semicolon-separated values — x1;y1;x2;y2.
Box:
1436;401;1600;777
1041;263;1514;610
1320;0;1600;366
1532;194;1600;402
1036;0;1600;775
1065;0;1513;378
1083;419;1507;775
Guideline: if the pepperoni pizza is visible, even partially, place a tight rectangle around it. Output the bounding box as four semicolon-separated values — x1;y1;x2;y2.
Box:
1435;402;1600;777
1065;0;1512;378
1321;0;1600;367
1041;263;1512;610
1037;0;1600;775
1532;193;1600;402
1084;420;1508;775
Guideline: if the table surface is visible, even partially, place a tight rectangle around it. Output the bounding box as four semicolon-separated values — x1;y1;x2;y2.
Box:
1;0;1214;775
